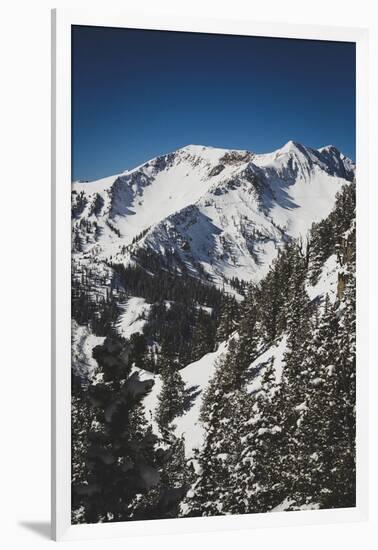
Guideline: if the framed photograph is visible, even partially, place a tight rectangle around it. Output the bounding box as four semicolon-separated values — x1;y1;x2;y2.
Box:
52;8;369;541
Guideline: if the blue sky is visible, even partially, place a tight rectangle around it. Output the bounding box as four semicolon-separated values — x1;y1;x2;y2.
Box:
72;26;355;181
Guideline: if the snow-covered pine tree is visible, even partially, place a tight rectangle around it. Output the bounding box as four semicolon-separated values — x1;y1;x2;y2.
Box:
72;336;164;524
191;309;215;361
256;259;287;343
307;218;333;284
130;359;193;520
132;434;191;520
244;245;315;510
155;362;187;438
229;286;262;386
276;183;356;510
323;209;356;508
294;229;355;509
183;329;257;517
231;358;288;513
291;294;342;508
216;294;240;343
182;376;248;516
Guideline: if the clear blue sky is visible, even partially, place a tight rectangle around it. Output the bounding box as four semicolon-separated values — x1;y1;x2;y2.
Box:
72;26;355;181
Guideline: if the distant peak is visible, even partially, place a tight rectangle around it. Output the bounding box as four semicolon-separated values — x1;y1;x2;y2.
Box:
280;140;306;154
179;144;234;155
179;144;211;153
317;144;355;180
175;144;252;166
286;139;300;148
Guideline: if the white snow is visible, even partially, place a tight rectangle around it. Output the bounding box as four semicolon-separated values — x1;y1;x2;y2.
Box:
137;370;162;428
175;342;228;455
295;402;308;412
195;304;213;315
252;141;349;238
73;173;118;194
136;341;228;457
307;254;339;302
247;336;288;395
71;320;105;378
270;497;295;512
116;297;151;339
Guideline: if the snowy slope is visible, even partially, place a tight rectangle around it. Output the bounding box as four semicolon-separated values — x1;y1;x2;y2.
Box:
307;254;339;303
175;342;228;455
72;145;245;259
116;297;152;339
136;341;228;457
72;321;105;379
251;141;352;239
245;250;342;399
72;141;354;287
247;336;288;396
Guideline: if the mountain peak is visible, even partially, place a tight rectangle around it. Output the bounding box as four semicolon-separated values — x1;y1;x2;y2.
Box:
179;144;208;152
279;140;307;154
175;144;253;168
178;144;222;155
178;144;252;157
317;144;355;181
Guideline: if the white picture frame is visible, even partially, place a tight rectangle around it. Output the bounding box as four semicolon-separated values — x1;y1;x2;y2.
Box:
51;8;369;541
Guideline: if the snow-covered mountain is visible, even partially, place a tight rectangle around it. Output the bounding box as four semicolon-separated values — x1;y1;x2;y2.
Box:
72;141;354;287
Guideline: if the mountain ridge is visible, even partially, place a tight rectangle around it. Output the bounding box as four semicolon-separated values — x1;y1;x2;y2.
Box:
72;141;354;289
73;140;354;186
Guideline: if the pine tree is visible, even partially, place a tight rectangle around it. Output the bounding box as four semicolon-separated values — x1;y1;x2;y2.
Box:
72;336;164;523
155;362;187;438
71;375;92;524
191;310;215;361
132;434;191;520
183;336;255;517
183;382;247;517
135;361;192;520
233;358;288;513
323;215;356;507
216;295;239;343
307;218;333;284
297;296;337;505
